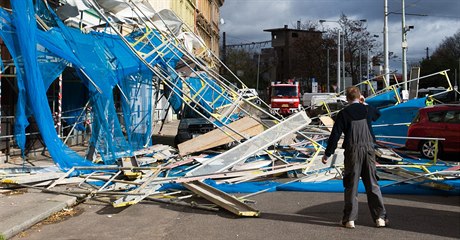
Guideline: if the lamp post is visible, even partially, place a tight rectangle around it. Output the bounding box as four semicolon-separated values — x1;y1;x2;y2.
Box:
320;19;366;93
366;35;380;81
256;51;261;92
401;0;415;91
384;0;390;87
320;20;341;93
342;33;346;91
326;47;330;92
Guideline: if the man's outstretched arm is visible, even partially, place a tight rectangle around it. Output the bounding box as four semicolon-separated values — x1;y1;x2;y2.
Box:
322;112;345;163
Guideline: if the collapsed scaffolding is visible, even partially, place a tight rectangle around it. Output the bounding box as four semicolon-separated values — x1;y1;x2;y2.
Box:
0;0;459;217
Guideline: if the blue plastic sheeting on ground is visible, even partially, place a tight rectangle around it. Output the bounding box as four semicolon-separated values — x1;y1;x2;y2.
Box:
373;97;426;145
6;1;95;171
278;179;460;196
159;180;280;194
366;88;401;109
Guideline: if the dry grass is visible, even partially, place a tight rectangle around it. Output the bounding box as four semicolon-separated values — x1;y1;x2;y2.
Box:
42;207;82;224
1;188;28;196
16;207;83;238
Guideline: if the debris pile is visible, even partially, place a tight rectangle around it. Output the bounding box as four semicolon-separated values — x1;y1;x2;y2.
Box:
0;0;459;218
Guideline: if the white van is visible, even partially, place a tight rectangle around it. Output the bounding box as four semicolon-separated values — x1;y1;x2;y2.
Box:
302;93;335;108
237;88;258;99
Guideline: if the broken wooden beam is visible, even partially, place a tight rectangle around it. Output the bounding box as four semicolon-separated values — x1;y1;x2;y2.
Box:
178;116;264;156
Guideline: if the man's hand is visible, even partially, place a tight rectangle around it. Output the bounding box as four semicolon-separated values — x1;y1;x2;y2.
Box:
322;155;329;164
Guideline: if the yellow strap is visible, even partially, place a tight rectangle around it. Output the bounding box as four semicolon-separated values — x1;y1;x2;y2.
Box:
210;93;223;106
392;86;401;104
131;26;152;48
191;80;208;101
321;101;332;117
363;80;376;95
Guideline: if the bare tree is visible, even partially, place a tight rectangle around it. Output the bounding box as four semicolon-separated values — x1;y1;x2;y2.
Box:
335;14;377;85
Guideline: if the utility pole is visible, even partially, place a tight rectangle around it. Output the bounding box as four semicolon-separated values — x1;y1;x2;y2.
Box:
256;52;260;92
326;48;330;92
342;34;345;91
359;49;362;86
383;0;390;87
367;47;370;81
337;29;341;93
222;32;226;65
401;0;408;90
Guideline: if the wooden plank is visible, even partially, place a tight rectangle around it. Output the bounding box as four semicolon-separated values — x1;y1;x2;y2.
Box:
319;116;334;132
1;172;66;185
219;162;311;184
178;116;264;156
375;147;403;161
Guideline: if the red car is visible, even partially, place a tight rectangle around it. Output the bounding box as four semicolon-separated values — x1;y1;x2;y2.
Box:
406;104;460;159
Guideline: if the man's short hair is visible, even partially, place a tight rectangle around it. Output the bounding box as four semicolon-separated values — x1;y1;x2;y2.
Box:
345;86;361;101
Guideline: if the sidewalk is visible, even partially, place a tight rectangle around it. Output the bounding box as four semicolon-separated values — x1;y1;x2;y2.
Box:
0;189;77;239
0;120;180;239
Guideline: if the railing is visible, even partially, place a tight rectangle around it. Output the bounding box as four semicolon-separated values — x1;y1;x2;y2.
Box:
375;135;445;164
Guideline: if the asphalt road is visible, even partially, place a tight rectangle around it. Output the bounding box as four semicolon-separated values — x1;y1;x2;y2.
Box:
14;191;460;240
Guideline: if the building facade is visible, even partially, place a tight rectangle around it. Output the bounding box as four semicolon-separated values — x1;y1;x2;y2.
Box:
148;0;224;57
264;25;323;83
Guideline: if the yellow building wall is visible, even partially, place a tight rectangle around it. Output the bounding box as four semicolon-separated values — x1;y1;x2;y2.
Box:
171;0;196;29
148;0;224;57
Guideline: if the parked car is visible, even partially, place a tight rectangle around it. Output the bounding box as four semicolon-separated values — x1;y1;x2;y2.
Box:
174;105;215;146
405;104;460;159
237;88;261;105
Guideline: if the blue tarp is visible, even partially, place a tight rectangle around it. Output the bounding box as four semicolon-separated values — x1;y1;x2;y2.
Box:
279;179;460;196
366;88;401;109
373;97;427;145
5;1;95;171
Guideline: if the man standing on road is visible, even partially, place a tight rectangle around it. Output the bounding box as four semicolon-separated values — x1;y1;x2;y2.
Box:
322;86;387;229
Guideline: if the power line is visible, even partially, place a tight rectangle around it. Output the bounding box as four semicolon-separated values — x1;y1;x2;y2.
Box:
226;40;272;49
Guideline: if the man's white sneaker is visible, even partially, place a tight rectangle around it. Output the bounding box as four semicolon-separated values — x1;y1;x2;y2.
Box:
340;220;355;229
376;218;386;228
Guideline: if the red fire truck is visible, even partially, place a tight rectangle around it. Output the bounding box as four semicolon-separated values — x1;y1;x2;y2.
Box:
269;80;301;116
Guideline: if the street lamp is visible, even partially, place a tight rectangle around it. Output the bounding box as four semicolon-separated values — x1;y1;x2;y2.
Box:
401;0;416;91
256;51;261;93
366;35;380;81
320;19;341;93
319;19;366;93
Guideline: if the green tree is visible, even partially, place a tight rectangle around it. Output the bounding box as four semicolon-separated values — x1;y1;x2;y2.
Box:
223;48;258;88
419;30;460;88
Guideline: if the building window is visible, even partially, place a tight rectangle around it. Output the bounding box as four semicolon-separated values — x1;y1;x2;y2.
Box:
292;32;298;38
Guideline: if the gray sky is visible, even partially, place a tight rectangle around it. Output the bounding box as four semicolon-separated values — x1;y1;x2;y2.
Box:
220;0;460;72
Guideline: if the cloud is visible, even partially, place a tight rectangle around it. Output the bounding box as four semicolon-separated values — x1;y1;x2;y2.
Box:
220;0;460;71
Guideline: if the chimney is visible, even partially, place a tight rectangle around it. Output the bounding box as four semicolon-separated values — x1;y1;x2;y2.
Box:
284;25;288;29
297;21;301;30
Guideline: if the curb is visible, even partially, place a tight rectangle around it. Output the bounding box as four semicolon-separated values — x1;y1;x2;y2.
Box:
0;195;77;239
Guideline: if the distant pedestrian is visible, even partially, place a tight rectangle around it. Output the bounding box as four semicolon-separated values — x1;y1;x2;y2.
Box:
322;86;387;229
425;95;434;106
